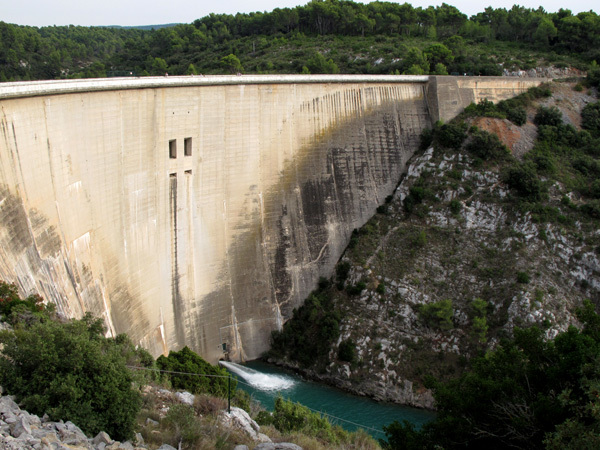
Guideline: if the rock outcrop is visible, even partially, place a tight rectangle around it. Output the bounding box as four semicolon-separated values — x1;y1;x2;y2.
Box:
0;389;302;450
0;394;145;450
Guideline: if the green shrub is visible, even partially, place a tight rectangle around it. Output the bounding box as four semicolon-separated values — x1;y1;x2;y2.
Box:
338;338;357;363
271;396;343;443
466;129;509;160
0;281;55;323
516;271;530;284
336;261;351;282
581;102;600;137
503;162;543;200
156;346;234;397
435;122;468;149
163;404;202;444
587;62;600;88
463;99;504;118
581;200;600;219
471;316;489;343
404;184;436;213
347;281;366;296
419;128;434;150
0;313;144;440
419;299;454;330
534;105;563;127
385;307;600;449
528;148;556;174
505;106;527;126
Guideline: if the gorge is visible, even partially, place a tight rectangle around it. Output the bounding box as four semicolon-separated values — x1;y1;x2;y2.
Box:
0;74;545;362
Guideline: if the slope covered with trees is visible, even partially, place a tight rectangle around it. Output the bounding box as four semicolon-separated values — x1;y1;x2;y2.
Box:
1;0;599;80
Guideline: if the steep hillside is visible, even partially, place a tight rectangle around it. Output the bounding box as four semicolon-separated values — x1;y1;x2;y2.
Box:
268;80;600;408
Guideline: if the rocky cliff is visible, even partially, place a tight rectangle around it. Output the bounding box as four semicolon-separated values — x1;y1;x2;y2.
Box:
269;81;600;408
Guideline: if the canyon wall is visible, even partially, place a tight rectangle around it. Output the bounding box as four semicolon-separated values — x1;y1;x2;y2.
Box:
0;75;545;362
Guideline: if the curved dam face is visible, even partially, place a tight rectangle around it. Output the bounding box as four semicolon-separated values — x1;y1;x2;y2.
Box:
0;75;545;362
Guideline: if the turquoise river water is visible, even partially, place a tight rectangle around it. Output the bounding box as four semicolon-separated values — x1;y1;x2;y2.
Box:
220;360;435;439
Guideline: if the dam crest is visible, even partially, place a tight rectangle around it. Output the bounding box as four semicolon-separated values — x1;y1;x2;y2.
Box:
0;75;545;362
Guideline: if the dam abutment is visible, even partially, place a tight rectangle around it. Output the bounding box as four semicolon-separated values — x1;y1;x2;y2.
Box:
0;75;546;362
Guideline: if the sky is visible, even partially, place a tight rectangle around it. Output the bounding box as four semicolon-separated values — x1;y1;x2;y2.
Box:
2;0;598;28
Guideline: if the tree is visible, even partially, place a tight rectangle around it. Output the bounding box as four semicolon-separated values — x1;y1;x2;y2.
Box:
186;63;198;75
0;313;145;440
306;52;339;74
220;53;243;74
423;43;454;67
533;17;558;46
402;47;429;74
151;56;168;75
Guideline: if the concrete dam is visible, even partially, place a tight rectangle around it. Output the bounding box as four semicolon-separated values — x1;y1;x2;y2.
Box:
0;74;545;362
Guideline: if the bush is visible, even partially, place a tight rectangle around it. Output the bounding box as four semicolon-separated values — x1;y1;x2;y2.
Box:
271;396;342;443
435;122;468;149
419;128;434;150
506;106;527;126
346;281;366;296
0;313;144;440
404;184;436;214
503;162;543;200
419;299;454;330
463;99;504;118
581;102;600;137
336;261;351;282
163;404;202;444
587;62;600;88
466;129;510;160
338;338;357;363
534;105;563;127
157;346;234;397
0;281;55;324
516;271;530;284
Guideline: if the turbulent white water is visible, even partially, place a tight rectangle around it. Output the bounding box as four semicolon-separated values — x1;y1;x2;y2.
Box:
220;361;296;391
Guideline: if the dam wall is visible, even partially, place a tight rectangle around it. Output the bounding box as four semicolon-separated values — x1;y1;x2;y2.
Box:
426;75;547;123
0;75;545;362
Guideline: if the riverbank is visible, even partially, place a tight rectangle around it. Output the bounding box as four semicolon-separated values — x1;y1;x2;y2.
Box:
264;357;435;410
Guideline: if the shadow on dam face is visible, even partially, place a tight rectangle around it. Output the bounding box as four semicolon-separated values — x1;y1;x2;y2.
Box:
0;76;547;362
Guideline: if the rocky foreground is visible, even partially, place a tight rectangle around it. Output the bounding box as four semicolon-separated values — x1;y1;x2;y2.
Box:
0;388;302;450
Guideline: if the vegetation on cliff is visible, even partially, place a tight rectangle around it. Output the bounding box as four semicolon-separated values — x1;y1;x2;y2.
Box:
1;1;600;80
382;300;600;449
270;78;600;446
0;283;150;440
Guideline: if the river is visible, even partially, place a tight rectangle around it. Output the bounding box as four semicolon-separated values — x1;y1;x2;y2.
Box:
220;360;435;439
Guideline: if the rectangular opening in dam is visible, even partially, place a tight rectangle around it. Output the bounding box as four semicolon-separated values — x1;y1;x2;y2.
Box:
184;137;192;156
185;170;192;175
169;140;177;159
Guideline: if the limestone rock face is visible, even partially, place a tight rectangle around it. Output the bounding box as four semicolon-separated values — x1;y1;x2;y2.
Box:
0;76;544;362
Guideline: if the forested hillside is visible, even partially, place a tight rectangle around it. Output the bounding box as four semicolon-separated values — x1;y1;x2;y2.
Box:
1;0;599;81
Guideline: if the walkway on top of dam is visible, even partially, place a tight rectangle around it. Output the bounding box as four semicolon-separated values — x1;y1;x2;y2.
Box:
0;74;431;100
